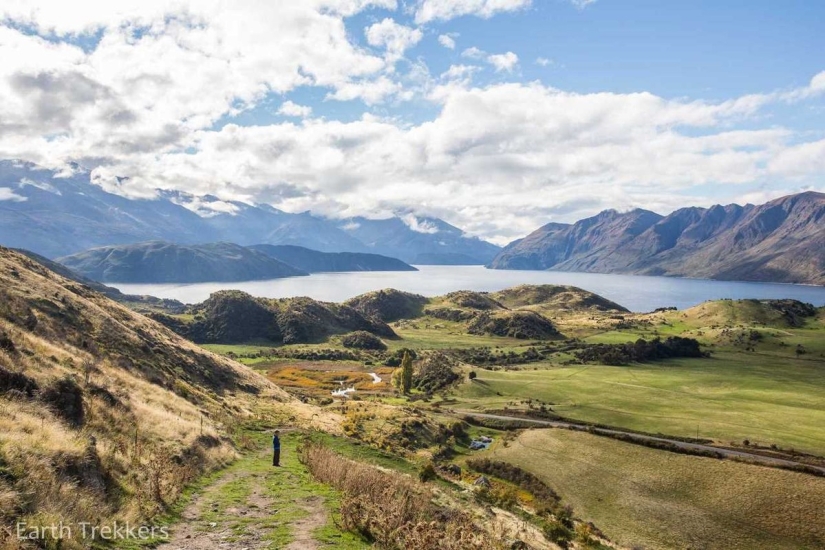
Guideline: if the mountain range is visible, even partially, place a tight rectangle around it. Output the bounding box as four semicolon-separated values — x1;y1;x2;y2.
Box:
0;160;500;263
490;191;825;285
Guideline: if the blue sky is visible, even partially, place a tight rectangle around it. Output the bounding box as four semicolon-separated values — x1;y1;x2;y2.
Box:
1;0;823;243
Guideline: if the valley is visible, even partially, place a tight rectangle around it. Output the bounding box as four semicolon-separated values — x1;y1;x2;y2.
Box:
3;247;825;550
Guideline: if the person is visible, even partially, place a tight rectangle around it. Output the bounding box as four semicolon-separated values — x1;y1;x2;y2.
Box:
272;430;281;467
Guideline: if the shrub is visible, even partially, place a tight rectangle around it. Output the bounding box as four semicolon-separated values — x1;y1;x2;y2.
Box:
0;365;39;397
39;376;85;427
468;371;477;380
413;352;459;393
341;331;387;351
418;463;437;482
0;331;15;353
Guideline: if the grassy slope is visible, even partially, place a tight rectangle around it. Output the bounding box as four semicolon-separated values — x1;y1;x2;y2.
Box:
489;429;825;550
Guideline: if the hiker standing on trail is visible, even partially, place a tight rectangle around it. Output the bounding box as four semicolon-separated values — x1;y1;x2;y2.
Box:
272;430;281;467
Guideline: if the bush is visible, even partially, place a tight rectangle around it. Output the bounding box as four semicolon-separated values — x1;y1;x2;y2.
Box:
575;336;704;365
0;331;15;353
341;331;387;350
418;463;437;482
0;365;39;397
413;352;459;393
468;371;477;380
39;376;85;427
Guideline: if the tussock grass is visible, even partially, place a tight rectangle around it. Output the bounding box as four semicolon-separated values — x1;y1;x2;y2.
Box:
298;441;503;549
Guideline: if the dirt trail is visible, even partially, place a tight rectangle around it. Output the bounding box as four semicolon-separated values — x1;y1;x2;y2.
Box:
158;441;331;550
284;496;327;550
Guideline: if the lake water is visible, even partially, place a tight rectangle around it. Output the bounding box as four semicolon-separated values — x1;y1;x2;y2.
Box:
112;266;825;312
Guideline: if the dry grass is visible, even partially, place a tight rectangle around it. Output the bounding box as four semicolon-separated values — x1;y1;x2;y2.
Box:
299;441;506;549
490;428;825;550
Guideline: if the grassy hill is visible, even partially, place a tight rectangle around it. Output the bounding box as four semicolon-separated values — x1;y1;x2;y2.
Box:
0;246;297;542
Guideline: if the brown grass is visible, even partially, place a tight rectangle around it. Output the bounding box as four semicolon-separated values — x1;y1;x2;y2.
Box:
298;441;504;549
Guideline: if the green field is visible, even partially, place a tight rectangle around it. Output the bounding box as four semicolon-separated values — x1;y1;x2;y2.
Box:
487;429;825;550
455;351;825;454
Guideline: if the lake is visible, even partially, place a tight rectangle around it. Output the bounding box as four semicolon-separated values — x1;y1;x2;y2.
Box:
111;266;825;312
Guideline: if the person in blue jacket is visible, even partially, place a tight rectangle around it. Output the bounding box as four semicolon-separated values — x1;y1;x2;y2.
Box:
272;430;281;467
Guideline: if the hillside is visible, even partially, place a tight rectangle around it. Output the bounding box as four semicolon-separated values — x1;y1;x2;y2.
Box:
13;248;186;312
489;192;825;285
0;246;290;540
250;244;417;273
491;285;630;313
58;241;308;283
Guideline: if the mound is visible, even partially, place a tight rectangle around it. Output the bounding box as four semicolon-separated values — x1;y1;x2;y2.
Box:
158;293;397;345
0;246;282;540
341;331;387;351
467;310;562;340
272;297;396;344
441;291;505;310
345;289;428;322
682;299;818;329
491;284;629;312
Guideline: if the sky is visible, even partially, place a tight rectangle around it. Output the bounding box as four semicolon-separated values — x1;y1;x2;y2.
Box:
1;0;824;244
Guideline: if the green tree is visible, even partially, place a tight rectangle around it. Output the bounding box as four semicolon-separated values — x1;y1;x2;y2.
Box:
401;351;413;394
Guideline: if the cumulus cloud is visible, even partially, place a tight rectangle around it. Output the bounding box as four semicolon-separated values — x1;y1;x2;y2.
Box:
438;34;457;49
278;101;313;118
487;52;518;72
462;47;518;72
415;0;531;23
365;18;423;63
461;46;486;59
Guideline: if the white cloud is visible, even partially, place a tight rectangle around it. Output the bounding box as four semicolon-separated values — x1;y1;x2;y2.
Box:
325;76;402;105
401;213;441;233
365;18;423;64
536;57;551;66
569;0;597;8
461;47;519;72
415;0;531;23
36;79;818;243
461;46;486;59
438;34;457;49
0;1;391;171
440;64;479;81
487;51;519;72
0;187;27;202
278;101;313;118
